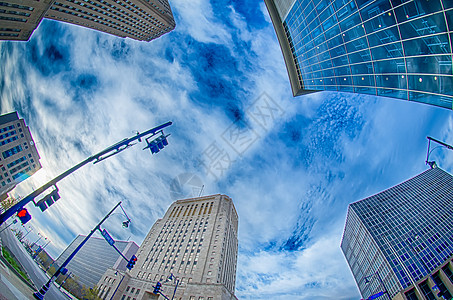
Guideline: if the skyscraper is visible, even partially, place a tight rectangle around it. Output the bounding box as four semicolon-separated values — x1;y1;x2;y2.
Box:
0;0;175;41
55;235;138;289
98;194;239;300
340;167;453;299
0;112;41;199
265;0;453;110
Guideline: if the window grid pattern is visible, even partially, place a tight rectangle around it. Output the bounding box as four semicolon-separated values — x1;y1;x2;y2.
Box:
45;0;175;41
128;195;238;298
0;113;41;210
55;235;133;289
341;167;453;299
283;0;453;109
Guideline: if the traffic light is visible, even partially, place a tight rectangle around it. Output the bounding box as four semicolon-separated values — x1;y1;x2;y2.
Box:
36;189;60;212
144;134;169;154
153;282;161;294
126;255;137;270
17;208;31;224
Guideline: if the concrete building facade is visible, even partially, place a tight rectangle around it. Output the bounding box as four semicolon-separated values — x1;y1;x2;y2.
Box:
340;167;453;299
0;0;175;41
98;194;239;300
265;0;453;110
55;235;138;289
0;0;55;40
0;112;41;199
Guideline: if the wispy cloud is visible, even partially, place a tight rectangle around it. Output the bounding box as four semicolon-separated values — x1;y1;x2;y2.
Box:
1;1;453;299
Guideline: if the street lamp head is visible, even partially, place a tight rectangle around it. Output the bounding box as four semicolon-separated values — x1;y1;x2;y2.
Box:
122;220;130;228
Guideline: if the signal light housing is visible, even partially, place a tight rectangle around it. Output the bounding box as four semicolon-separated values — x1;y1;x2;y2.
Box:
126;255;137;270
17;208;31;224
153;282;161;294
36;189;60;212
144;134;169;155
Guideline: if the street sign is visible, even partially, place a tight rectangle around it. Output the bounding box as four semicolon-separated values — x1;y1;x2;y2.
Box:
368;291;384;300
101;229;115;246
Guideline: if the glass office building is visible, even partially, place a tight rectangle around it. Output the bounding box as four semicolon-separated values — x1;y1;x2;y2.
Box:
341;167;453;299
265;0;453;109
55;235;138;289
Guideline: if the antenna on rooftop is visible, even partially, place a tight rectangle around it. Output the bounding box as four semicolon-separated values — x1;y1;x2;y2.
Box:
425;136;453;168
198;185;204;197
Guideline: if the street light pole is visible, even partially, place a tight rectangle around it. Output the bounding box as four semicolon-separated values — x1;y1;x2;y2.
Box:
110;271;126;300
425;136;453;168
375;271;392;300
30;233;43;249
59;272;71;289
0;121;172;225
363;271;391;300
33;201;123;300
19;226;32;242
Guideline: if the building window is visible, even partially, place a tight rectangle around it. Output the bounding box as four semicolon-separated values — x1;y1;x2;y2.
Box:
136;289;140;295
131;288;135;293
404;288;418;300
442;265;453;284
126;286;130;292
418;280;435;300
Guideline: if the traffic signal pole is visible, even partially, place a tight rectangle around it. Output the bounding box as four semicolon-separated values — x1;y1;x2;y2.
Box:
0;121;172;225
33;201;124;300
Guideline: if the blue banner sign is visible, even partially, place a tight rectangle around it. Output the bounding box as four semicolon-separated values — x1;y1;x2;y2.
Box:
101;229;115;246
368;291;384;300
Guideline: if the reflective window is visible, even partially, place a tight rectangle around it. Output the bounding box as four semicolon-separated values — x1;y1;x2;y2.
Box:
353;75;375;87
398;13;447;40
403;34;451;56
373;58;405;73
406;55;452;75
377;88;408;100
345;37;368;53
375;74;407;89
280;0;453;108
367;26;400;47
360;0;391;23
370;42;403;60
348;50;372;64
351;62;373;75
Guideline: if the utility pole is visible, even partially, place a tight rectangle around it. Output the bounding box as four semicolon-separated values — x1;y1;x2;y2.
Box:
33;201;128;299
0;121;172;225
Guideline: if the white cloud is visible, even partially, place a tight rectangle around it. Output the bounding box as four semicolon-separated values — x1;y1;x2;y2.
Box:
171;0;232;45
237;225;359;299
2;2;453;299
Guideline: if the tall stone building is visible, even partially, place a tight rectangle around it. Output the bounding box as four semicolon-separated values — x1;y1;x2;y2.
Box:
98;194;239;300
0;0;175;41
341;167;453;300
265;0;453;110
0;112;41;200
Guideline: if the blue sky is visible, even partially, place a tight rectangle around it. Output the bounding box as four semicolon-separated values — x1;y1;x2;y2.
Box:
1;0;453;299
